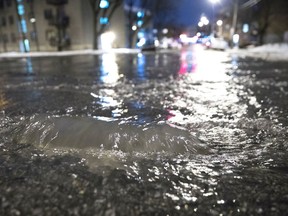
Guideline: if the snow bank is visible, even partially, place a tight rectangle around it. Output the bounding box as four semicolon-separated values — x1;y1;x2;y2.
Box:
230;43;288;61
0;48;139;59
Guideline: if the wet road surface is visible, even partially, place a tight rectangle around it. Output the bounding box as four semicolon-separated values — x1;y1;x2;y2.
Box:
1;46;288;215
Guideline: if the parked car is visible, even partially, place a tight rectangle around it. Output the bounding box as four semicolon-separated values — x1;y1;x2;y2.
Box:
137;38;159;51
205;37;229;51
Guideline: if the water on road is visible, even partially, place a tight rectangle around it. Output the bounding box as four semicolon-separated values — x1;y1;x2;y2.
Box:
1;46;288;215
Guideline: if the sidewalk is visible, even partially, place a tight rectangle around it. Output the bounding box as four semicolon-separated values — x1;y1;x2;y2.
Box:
1;43;287;61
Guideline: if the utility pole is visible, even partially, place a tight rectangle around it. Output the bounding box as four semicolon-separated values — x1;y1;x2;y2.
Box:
230;0;239;46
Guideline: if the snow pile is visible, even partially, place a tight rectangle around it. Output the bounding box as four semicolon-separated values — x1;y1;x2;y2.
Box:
249;43;288;53
232;43;288;61
0;48;139;59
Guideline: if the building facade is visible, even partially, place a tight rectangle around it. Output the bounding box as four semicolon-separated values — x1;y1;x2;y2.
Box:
0;0;126;52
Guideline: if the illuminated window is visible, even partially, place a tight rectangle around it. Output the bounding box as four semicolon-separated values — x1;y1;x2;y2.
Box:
99;0;109;9
242;24;249;33
100;17;108;24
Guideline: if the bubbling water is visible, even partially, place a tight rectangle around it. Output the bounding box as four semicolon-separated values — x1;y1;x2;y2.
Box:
14;115;209;154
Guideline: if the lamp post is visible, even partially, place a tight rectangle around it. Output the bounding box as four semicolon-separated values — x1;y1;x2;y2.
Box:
198;15;209;35
216;19;223;37
209;0;220;36
230;0;239;47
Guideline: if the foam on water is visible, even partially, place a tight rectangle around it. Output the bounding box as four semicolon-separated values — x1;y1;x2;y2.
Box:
14;115;209;154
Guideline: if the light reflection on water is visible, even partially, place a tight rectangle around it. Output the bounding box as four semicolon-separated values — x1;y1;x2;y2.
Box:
25;57;34;74
99;53;120;84
137;53;146;81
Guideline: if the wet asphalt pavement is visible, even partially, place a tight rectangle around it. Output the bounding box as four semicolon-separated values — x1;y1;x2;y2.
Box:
1;45;288;215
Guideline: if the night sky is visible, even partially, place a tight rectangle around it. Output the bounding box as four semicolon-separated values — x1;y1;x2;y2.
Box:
175;0;220;26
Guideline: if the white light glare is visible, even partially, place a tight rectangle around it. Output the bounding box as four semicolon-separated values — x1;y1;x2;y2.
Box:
200;16;209;25
99;0;109;8
132;25;137;31
216;20;223;26
233;34;240;44
137;38;146;47
209;0;220;3
30;18;36;23
101;31;116;50
162;28;168;34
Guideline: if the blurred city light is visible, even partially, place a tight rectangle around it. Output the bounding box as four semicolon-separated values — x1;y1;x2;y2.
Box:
30;18;36;23
99;0;109;9
216;20;223;26
209;0;220;3
162;28;168;34
233;34;240;46
200;16;209;25
137;11;144;18
100;31;115;50
132;25;137;31
100;53;119;84
198;22;204;27
242;23;249;33
137;38;146;47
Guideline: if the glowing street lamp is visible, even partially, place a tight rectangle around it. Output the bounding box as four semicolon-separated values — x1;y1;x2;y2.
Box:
198;22;204;28
216;19;223;36
200;16;209;25
198;15;209;35
132;25;137;31
209;0;220;3
216;20;223;26
230;0;239;47
208;0;220;35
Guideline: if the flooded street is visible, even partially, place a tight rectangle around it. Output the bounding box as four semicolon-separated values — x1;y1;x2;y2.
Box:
1;46;288;215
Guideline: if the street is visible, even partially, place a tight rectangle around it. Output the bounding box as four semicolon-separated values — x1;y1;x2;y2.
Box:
1;46;288;215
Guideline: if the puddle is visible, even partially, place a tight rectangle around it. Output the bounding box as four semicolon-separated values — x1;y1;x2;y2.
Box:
14;115;209;155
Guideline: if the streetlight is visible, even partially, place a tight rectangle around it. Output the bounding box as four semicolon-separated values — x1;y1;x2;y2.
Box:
216;19;223;36
132;25;137;31
230;0;239;47
200;16;210;25
208;0;220;36
198;15;209;35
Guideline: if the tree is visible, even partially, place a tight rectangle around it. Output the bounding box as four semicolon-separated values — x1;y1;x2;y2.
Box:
251;0;272;45
46;0;70;51
124;0;153;48
239;0;288;44
89;0;123;49
124;0;177;48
